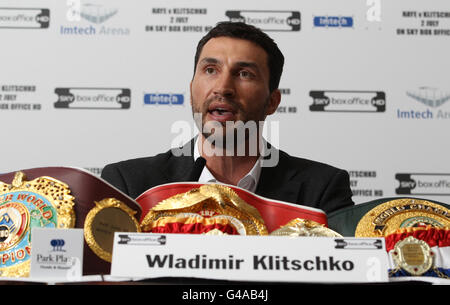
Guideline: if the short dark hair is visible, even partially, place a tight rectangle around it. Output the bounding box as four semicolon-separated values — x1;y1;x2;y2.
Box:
194;21;284;93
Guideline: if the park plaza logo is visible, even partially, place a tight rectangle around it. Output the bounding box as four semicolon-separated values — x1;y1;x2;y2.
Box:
397;86;450;119
0;7;49;29
35;238;78;268
51;239;66;252
61;2;129;36
225;10;300;32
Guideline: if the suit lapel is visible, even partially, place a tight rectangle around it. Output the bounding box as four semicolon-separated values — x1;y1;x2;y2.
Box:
162;138;196;182
255;149;302;204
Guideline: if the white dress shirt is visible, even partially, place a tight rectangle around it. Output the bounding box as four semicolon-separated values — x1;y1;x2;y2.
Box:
193;136;262;193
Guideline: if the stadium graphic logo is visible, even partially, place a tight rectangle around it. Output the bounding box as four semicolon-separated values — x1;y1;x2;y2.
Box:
62;2;129;36
397;87;450;119
225;10;300;31
309;90;385;112
144;93;184;105
0;8;50;29
54;87;131;109
406;87;450;108
395;173;450;196
313;16;354;28
79;3;118;24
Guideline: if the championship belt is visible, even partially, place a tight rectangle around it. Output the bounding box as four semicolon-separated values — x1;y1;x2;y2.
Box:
355;198;450;279
0;172;75;277
0;167;142;277
137;182;339;236
140;184;267;235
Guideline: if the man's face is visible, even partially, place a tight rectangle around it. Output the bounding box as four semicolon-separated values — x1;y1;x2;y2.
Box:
190;37;280;141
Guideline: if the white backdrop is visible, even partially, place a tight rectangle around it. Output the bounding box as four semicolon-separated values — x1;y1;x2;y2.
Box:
1;0;450;204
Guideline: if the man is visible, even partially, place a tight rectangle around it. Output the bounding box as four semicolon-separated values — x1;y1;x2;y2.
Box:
101;22;354;214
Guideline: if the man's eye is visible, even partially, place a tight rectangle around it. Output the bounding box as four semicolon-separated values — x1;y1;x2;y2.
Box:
239;70;253;78
205;67;216;75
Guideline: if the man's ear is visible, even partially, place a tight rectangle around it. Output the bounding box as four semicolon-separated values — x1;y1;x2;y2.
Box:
266;89;281;115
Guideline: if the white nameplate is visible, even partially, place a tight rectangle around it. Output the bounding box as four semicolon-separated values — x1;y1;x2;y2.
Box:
111;233;389;283
29;228;84;281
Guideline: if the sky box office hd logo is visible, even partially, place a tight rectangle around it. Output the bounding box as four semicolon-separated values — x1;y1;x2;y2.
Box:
396;173;450;196
309;90;385;112
54;88;131;109
225;10;300;32
0;8;49;29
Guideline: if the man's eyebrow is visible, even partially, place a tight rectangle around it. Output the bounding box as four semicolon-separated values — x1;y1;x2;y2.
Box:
198;57;220;65
198;58;259;70
236;61;259;70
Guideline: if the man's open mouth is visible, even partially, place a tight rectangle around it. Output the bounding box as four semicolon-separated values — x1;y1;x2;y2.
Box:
207;102;236;120
209;108;233;116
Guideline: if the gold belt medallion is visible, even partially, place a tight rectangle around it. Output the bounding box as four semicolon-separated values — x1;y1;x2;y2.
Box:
391;236;433;276
271;218;343;237
84;198;141;262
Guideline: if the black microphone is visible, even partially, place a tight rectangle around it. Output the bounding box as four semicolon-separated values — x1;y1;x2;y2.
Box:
187;157;206;181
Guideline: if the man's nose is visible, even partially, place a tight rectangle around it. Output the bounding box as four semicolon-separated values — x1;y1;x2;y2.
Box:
213;71;235;98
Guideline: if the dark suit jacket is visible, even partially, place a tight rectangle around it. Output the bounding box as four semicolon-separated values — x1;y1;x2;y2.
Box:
101;139;354;214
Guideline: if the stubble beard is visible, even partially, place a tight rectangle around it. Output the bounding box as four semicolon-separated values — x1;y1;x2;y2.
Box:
191;96;269;155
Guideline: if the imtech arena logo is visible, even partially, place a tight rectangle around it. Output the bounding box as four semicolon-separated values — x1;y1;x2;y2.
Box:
54;88;131;109
396;173;450;196
313;15;354;28
0;8;49;29
397;87;450;119
309;90;385;112
225;10;300;31
144;93;184;106
61;2;129;36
